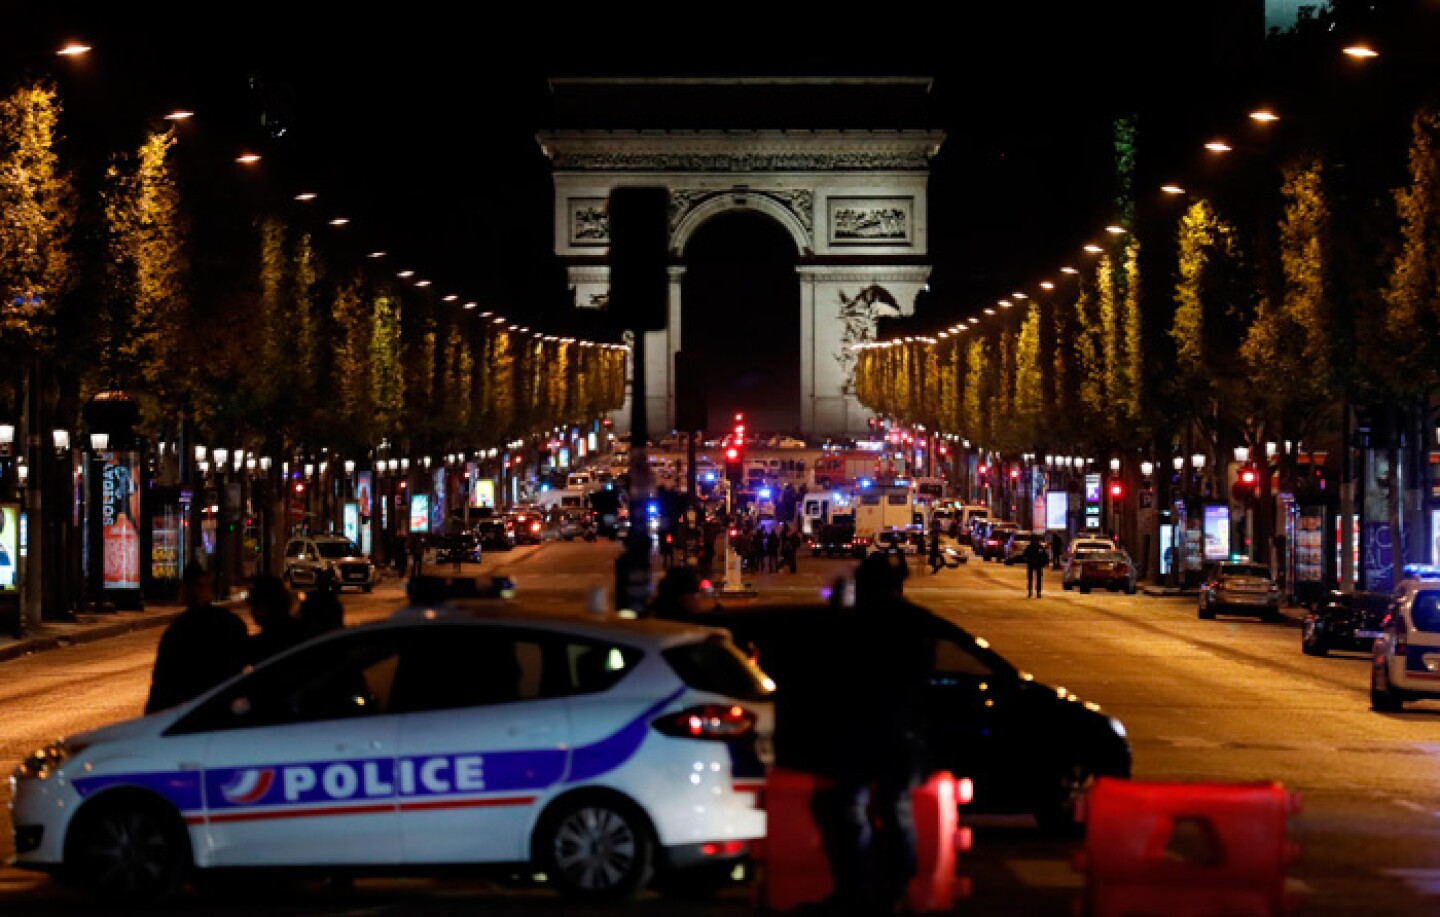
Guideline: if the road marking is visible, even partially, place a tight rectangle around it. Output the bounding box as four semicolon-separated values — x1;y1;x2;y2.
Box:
1158;736;1222;748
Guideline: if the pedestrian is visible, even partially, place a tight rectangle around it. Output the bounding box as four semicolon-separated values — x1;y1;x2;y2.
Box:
298;577;346;638
1050;530;1064;570
244;573;307;665
144;564;249;714
408;532;425;578
747;527;764;574
784;524;802;574
1024;534;1049;597
819;551;940;914
928;523;944;575
766;527;782;573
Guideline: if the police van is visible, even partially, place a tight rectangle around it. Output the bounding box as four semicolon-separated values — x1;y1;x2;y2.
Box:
1371;565;1440;711
10;602;775;904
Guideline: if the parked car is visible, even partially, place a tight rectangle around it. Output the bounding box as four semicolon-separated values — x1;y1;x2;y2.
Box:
9;604;775;903
1372;571;1440;710
282;534;377;593
697;603;1132;830
1062;550;1137;594
1062;535;1117;566
1198;561;1281;621
475;519;516;552
1302;590;1392;656
980;522;1020;562
426;532;482;565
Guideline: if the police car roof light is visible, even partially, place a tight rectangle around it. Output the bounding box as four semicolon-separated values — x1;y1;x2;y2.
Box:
1403;563;1440;580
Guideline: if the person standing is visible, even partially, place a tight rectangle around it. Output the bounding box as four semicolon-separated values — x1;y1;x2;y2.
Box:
928;523;945;575
784;524;802;574
821;551;940;914
244;573;307;665
408;532;425;579
298;577;346;638
144;565;249;714
1024;534;1049;598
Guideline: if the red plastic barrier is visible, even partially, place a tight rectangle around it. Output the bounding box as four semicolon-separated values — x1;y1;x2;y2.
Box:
1073;778;1303;917
758;768;970;914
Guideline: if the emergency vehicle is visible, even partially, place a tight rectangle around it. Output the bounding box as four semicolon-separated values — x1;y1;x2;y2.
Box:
10;601;775;904
852;479;920;541
1372;565;1440;711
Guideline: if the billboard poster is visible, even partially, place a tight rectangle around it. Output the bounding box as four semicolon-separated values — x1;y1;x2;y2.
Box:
1045;492;1068;531
431;468;446;532
102;450;142;589
356;471;373;521
0;503;16;588
343;502;359;544
474;478;496;509
1203;504;1231;561
409;494;430;533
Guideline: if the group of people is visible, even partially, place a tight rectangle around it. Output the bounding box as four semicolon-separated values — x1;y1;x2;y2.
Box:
144;564;345;715
733;522;803;574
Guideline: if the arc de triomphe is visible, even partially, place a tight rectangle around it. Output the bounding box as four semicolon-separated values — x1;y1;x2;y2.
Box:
539;78;944;437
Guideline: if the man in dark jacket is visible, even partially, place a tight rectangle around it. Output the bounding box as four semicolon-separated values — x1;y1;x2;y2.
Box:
1024;535;1049;597
144;565;249;714
822;551;940;914
245;573;308;665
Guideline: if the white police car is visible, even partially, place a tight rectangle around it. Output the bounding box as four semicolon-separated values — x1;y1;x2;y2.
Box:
10;603;775;904
1372;566;1440;712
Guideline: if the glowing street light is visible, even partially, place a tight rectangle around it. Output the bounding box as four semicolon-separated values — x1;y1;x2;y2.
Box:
1343;44;1378;59
1204;140;1232;153
1060;266;1079;275
1160;184;1186;195
164;110;194;121
1083;243;1103;253
57;42;92;57
295;192;318;201
1248;109;1279;123
235;153;262;164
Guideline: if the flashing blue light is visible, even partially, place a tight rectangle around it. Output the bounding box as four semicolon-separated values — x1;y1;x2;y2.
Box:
604;482;614;491
704;472;716;482
859;478;873;489
647;501;659;516
759;488;772;499
1404;563;1440;580
539;483;551;492
894;479;909;486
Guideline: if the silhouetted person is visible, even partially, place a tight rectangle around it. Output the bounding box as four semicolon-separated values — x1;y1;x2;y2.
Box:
928;523;944;574
245;573;307;665
298;578;346;638
1024;535;1049;598
408;532;425;578
821;551;939;915
646;566;707;620
144;565;248;714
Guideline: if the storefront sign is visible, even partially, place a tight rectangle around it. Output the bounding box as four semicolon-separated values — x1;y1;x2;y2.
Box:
102;451;142;590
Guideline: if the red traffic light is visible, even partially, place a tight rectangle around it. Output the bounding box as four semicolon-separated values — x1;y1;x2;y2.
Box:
1009;467;1020;480
1239;467;1258;486
293;481;306;495
725;447;739;461
1108;481;1124;499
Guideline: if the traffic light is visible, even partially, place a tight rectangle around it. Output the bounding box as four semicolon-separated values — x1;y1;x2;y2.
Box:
1232;464;1260;504
724;446;743;485
1108;480;1125;500
292;479;306;498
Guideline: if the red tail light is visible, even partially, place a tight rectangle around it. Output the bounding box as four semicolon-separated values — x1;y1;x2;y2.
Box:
530;522;541;533
651;704;756;740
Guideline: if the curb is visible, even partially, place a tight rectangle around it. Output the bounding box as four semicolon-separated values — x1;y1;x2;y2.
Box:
0;608;184;663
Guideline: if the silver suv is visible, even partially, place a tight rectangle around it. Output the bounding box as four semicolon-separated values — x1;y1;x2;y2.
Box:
283;534;377;592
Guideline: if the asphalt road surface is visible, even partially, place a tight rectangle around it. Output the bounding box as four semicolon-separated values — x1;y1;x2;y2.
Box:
2;540;1438;915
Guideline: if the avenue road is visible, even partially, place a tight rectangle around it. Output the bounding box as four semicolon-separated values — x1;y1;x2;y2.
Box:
2;541;1438;915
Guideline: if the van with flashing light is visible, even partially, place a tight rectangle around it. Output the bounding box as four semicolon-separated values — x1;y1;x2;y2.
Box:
800;489;855;536
853;481;917;542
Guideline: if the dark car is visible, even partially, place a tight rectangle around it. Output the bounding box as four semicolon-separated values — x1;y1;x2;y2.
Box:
429;532;481;565
475;519;515;552
1303;590;1393;656
980;522;1019;562
508;511;545;545
809;521;865;558
695;603;1132;831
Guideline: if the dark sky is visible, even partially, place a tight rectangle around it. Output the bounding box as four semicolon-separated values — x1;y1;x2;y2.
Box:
0;3;1280;339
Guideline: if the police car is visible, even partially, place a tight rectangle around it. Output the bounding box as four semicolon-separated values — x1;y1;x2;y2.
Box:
10;602;775;904
1371;566;1440;712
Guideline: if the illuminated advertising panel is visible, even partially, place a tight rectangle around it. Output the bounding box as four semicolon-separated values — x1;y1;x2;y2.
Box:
1203;504;1231;561
474;479;496;509
0;504;17;588
1045;492;1068;531
102;451;142;589
409;494;430;533
343;502;359;544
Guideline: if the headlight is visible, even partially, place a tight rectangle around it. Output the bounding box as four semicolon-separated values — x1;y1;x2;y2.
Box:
1108;717;1128;740
16;739;79;780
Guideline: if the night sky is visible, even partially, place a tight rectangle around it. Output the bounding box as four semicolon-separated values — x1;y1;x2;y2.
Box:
1;3;1397;395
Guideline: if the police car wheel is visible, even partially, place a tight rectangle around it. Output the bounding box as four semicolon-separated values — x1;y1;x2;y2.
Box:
540;796;654;901
66;796;190;904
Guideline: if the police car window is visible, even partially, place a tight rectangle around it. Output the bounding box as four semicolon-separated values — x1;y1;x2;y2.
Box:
663;635;772;701
565;640;643;694
1412;592;1440;632
168;632;402;734
390;628;537;713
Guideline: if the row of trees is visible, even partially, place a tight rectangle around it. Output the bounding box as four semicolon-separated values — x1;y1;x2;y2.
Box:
0;79;626;470
857;10;1440;585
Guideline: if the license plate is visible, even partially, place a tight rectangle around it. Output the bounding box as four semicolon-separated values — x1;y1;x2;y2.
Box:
1356;630;1382;640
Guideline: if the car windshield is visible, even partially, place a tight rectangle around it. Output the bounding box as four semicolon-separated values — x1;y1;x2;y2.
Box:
1085;552;1128;564
316;540;361;558
1221;564;1271;578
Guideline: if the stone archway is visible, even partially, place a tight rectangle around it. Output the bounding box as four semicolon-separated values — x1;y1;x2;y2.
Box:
539;79;944;437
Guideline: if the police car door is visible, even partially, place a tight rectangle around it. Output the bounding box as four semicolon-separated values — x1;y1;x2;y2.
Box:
189;630;405;866
393;625;571;864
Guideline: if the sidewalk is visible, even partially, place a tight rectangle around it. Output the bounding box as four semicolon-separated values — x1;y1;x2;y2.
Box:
0;602;187;663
